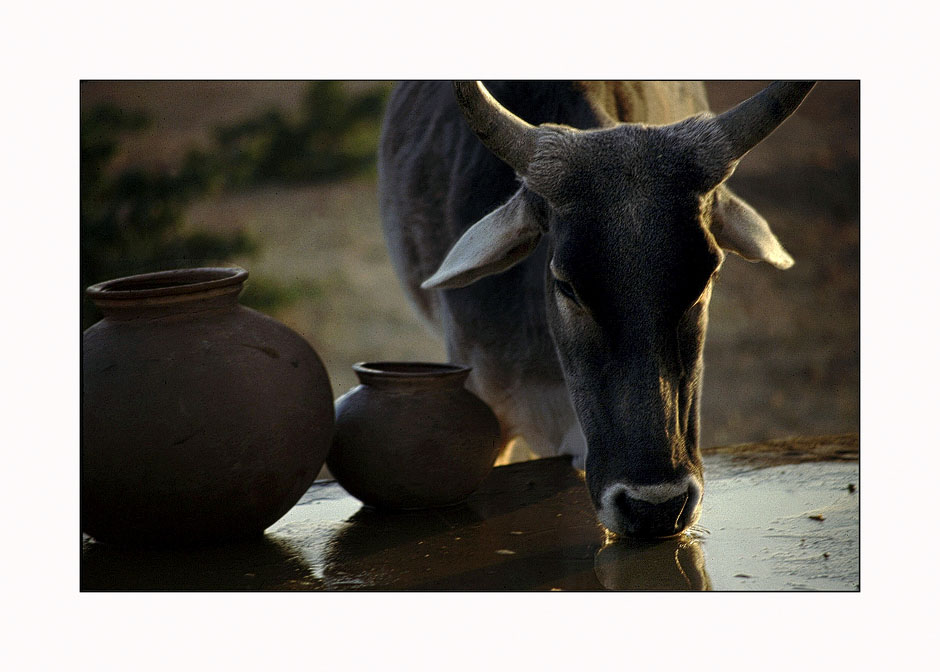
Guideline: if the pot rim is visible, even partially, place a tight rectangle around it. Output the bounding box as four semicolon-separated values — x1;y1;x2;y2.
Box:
352;361;472;379
86;267;248;300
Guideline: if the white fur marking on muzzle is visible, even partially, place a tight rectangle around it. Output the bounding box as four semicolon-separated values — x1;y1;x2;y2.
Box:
597;475;703;534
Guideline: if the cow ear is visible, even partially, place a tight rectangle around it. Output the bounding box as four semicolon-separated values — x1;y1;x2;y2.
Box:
711;187;794;269
421;189;543;289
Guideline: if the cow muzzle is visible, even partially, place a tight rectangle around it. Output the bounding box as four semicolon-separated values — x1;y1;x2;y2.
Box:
597;474;703;538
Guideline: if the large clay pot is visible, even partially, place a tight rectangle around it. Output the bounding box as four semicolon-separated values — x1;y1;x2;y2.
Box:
82;267;334;546
327;362;502;510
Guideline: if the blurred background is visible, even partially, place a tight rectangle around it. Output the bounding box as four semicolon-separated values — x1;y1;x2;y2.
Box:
80;80;859;450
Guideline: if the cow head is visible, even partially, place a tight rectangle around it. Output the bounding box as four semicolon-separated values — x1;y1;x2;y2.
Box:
422;81;813;537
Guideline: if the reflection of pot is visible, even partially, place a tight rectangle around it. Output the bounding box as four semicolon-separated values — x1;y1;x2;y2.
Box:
327;362;502;509
82;535;319;590
82;267;334;546
321;505;487;588
594;537;710;590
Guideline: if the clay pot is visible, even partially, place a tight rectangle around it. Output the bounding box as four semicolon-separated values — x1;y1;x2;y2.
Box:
327;362;502;509
82;267;334;546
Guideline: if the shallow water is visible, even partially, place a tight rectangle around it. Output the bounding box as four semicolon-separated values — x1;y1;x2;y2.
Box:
594;457;858;590
695;457;859;590
266;453;859;591
82;446;859;591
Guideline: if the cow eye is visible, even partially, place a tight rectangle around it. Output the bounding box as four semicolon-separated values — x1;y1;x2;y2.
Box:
554;278;580;305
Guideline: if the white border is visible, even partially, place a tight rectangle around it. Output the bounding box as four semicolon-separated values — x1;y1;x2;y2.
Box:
4;0;936;669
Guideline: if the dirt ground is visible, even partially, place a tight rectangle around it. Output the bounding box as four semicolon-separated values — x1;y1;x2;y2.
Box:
80;80;859;451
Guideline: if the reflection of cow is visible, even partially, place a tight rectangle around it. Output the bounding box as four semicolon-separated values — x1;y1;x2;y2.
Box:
378;81;813;537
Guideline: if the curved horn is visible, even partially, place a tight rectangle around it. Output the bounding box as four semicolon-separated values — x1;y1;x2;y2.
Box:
713;81;816;160
453;81;540;176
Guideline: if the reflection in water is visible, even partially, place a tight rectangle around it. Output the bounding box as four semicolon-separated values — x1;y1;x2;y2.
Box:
81;534;320;591
321;503;488;588
82;454;858;590
326;504;486;560
594;533;711;591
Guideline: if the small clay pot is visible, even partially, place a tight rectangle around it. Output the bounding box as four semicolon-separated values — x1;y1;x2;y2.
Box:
327;362;502;509
82;267;334;546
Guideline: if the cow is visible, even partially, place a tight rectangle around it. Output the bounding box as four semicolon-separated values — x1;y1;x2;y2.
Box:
377;81;813;538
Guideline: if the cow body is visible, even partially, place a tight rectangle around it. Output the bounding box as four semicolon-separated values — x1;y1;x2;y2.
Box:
378;81;811;537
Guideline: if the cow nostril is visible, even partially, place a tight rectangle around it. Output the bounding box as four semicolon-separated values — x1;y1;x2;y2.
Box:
615;490;690;537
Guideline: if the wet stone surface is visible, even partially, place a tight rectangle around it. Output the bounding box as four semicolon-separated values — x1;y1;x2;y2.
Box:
82;435;859;591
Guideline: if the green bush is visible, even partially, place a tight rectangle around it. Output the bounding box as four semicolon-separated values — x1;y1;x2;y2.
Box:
81;82;389;330
80;104;257;330
200;81;389;189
